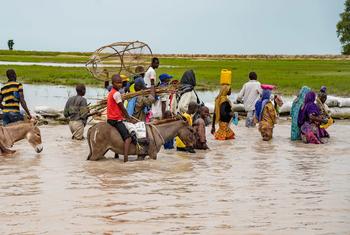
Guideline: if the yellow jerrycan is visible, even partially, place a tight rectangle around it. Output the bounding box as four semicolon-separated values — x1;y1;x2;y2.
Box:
220;69;232;85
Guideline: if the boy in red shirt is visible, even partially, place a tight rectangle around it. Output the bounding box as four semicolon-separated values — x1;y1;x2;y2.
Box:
107;74;134;162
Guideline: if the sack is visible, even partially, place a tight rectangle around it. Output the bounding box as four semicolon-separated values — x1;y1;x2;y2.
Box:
338;98;350;108
325;96;339;107
124;121;147;139
330;107;350;119
151;100;163;118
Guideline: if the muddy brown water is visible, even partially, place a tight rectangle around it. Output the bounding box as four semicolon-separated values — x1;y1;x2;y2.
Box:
1;121;349;234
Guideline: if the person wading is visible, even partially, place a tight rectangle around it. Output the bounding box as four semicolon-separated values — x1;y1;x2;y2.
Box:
64;84;91;140
211;85;235;140
0;69;31;126
236;72;262;127
255;89;277;141
128;78;155;122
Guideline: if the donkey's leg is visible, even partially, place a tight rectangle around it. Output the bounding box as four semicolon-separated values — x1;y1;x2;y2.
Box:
149;153;157;160
89;145;108;161
87;130;108;161
137;154;146;160
0;143;16;156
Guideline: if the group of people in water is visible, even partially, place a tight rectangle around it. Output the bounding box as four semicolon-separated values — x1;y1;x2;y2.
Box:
0;58;333;159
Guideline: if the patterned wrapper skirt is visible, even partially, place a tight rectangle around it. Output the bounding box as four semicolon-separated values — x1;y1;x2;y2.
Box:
300;122;328;144
259;121;273;141
214;121;235;140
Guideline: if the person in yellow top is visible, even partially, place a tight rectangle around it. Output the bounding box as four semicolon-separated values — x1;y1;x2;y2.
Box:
176;101;198;153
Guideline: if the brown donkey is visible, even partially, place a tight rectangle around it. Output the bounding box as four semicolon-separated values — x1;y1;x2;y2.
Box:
87;117;195;162
0;121;43;155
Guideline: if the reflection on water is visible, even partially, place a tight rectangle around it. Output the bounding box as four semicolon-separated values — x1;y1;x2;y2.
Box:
1;122;349;234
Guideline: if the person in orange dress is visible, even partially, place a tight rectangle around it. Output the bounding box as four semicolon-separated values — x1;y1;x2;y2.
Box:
211;85;235;140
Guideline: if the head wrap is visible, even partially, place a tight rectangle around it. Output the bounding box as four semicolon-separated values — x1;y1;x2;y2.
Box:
134;77;145;90
291;86;311;140
255;89;272;122
298;91;320;127
180;70;196;87
177;70;197;97
318;86;327;101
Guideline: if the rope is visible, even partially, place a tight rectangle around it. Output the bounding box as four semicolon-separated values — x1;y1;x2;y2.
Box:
148;123;165;145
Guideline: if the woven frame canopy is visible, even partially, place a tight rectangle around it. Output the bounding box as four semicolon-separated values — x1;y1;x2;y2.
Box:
86;41;153;81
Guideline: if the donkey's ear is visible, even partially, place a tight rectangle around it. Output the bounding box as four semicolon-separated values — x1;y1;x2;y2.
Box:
30;118;39;126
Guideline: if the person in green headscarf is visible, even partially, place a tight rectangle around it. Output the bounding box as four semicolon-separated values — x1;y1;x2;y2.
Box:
290;86;311;141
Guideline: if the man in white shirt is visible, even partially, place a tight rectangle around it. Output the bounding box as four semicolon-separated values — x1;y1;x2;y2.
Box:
144;57;159;88
236;72;262;127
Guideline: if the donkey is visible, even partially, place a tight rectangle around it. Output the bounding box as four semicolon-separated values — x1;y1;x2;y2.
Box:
0;121;43;155
87;117;195;162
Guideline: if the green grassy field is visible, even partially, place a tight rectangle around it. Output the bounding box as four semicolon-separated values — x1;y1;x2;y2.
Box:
0;50;349;95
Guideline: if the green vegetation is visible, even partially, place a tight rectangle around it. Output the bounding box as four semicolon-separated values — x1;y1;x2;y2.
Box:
0;50;350;95
0;50;91;63
337;0;350;55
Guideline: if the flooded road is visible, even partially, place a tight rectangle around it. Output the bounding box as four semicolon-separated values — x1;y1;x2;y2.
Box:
0;121;350;234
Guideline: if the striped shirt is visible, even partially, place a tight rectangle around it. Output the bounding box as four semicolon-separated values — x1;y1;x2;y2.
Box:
0;81;23;113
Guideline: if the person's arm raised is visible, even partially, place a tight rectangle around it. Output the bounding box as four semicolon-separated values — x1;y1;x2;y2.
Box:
19;91;32;119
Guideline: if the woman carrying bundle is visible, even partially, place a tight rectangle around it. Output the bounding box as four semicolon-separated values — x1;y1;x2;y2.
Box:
298;91;329;144
255;89;277;141
211;85;235;140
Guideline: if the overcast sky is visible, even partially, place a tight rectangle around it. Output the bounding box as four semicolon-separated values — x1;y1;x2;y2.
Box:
0;0;345;54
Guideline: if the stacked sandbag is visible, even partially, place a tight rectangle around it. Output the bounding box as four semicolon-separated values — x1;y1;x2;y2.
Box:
279;101;292;115
325;96;339;107
34;106;68;124
338;97;350;108
329;108;350;119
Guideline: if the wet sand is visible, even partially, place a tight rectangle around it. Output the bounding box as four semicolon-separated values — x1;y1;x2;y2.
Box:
1;121;350;234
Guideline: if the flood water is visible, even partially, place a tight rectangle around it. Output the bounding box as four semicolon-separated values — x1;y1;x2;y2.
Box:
1;121;349;234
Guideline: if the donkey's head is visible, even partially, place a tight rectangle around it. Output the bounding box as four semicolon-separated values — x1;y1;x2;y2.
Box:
177;116;196;147
26;121;43;153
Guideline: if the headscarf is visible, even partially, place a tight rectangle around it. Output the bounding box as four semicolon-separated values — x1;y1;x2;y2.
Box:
178;70;196;96
255;89;272;122
134;77;145;89
214;85;231;123
317;86;327;101
181;70;196;87
298;91;320;127
316;86;328;115
290;86;311;140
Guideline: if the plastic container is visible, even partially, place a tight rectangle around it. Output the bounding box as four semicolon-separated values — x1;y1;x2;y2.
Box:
232;112;239;126
220;69;232;85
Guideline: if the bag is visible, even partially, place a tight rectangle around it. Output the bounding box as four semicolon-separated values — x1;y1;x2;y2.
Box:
232;112;239;126
124;121;147;139
151;100;163;118
320;117;334;129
